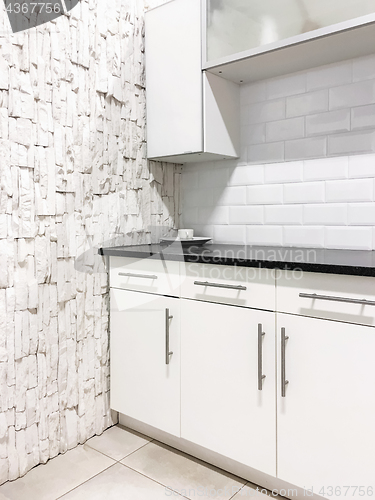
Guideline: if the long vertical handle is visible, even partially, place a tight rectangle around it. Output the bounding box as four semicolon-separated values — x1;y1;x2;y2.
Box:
258;324;266;390
165;308;173;365
281;327;289;397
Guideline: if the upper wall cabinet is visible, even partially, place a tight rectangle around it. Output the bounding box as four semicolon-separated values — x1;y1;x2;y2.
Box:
145;0;240;164
204;0;375;83
145;0;375;164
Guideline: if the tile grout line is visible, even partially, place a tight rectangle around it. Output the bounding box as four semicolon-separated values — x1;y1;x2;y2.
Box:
116;438;155;462
85;437;154;463
227;482;247;500
119;462;191;500
55;432;155;500
54;463;117;500
83;444;122;463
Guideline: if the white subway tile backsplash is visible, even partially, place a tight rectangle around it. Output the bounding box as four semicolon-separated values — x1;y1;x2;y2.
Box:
241;124;266;145
266;117;304;142
348;154;375;178
285;136;327;161
246;225;283;246
229;206;264;225
351;104;375;131
198;206;229;225
183;188;214;208
325;227;373;250
328;130;375;156
264;205;303;225
264;161;303;184
352;54;375;82
266;73;306;99
306;61;352;91
241;81;267;104
248;142;284;164
213;225;246;244
182;170;199;190
189;224;215;240
303;204;347;225
326;179;373;203
182;207;199;225
214;186;246;206
283;226;325;248
284;182;325;204
286;90;329;118
247;184;283;205
228;165;264;186
329;80;375;110
240;104;250;126
182;52;375;251
306;109;350;136
247;99;285;124
348;203;375;225
200;167;229;187
303;157;348;181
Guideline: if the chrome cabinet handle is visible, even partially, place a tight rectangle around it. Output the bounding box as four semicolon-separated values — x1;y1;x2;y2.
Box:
119;272;158;280
258;324;266;391
281;328;289;398
299;292;375;306
194;281;247;291
165;308;173;365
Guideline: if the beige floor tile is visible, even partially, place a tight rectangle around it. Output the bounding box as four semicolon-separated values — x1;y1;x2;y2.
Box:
0;445;115;500
59;462;185;500
121;441;246;500
86;425;152;461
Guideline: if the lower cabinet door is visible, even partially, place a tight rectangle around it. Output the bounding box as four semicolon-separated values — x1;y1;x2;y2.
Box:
110;289;180;436
277;313;375;498
181;299;276;476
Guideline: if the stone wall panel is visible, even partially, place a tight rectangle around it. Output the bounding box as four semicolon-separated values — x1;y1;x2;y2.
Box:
0;0;179;485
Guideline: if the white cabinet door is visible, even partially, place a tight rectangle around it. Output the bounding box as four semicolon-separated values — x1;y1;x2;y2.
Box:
110;289;180;437
145;0;203;159
145;0;240;163
181;299;276;476
277;313;375;498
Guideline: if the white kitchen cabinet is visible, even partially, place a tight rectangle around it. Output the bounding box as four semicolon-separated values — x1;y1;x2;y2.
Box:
277;312;375;498
110;288;181;436
181;299;276;476
145;0;239;163
109;255;375;499
204;1;375;83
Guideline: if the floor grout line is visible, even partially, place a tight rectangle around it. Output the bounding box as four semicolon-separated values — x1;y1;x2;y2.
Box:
119;462;191;500
116;438;155;462
83;443;121;463
54;463;117;500
227;481;247;500
3;424;273;500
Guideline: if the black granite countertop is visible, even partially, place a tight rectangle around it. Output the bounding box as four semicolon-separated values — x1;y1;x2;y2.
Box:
99;243;375;277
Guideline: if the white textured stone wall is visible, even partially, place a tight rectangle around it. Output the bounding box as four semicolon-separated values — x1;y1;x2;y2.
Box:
0;0;181;484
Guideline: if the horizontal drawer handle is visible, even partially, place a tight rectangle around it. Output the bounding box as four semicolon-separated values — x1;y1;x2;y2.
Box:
299;292;375;306
119;272;158;280
194;281;247;291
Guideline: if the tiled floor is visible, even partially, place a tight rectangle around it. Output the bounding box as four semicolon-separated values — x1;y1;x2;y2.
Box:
0;425;273;500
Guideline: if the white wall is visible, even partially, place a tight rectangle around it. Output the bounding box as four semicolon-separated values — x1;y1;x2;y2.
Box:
0;0;180;485
182;54;375;250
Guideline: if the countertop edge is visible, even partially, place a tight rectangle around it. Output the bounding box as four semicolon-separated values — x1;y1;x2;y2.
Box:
98;246;375;277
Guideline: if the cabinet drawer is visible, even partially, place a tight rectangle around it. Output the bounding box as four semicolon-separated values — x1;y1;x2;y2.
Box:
277;270;375;326
180;262;275;310
110;256;180;297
